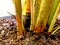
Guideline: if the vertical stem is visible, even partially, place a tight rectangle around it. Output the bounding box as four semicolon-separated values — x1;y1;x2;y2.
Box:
48;3;60;33
48;0;60;25
30;0;35;31
30;0;42;31
35;0;52;33
14;0;23;35
34;0;42;23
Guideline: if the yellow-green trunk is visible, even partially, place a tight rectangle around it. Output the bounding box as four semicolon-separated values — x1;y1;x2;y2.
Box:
30;0;42;31
12;0;23;35
35;0;52;33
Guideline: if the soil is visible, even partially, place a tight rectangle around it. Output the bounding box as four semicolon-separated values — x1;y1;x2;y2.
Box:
0;16;60;45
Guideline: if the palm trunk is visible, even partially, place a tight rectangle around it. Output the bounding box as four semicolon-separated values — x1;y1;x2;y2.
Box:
30;0;35;31
34;0;52;33
30;0;42;31
12;0;23;35
48;3;60;33
47;0;60;34
48;0;60;25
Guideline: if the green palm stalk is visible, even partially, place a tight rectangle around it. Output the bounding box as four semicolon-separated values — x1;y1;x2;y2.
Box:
34;0;42;23
48;0;60;25
30;0;42;31
30;0;35;31
34;0;52;33
48;3;60;33
12;0;23;35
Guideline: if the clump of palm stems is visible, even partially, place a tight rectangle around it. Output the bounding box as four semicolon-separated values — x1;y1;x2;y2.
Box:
12;0;60;35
